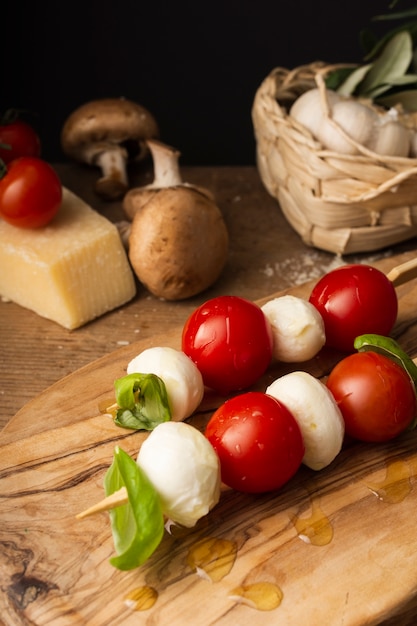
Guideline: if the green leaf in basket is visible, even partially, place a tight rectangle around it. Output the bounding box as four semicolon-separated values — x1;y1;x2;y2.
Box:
336;64;373;96
325;67;358;91
359;31;413;94
366;73;417;100
387;73;417;85
362;5;417;61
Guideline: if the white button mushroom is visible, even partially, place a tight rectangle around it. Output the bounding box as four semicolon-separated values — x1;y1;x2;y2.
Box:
266;371;345;470
137;421;221;527
60;98;159;199
127;346;204;422
261;295;325;362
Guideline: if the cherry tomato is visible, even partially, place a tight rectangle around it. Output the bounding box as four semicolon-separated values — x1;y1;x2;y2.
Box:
0;157;62;228
205;391;304;493
326;351;416;443
0;119;41;163
182;295;273;393
309;264;397;353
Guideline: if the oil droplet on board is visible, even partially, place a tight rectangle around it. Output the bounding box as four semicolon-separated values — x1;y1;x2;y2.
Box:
187;536;237;582
291;500;333;546
366;460;412;504
228;582;283;611
98;397;118;419
124;586;158;611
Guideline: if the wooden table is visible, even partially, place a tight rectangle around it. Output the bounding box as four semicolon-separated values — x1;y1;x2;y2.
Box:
4;164;417;626
1;162;417;429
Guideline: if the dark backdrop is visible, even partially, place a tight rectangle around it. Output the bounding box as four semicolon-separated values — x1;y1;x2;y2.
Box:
4;1;398;165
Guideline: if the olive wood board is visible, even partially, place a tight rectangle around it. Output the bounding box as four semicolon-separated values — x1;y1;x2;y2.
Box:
2;253;417;626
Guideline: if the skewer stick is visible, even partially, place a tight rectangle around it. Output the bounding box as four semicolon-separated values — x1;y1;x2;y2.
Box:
387;257;417;287
76;486;128;519
76;256;417;521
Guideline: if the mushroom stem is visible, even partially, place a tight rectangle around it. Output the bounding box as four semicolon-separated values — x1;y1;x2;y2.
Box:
122;139;216;220
94;147;129;200
147;139;183;188
115;220;132;249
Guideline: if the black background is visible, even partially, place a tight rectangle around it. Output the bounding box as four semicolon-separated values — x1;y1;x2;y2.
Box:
4;1;401;165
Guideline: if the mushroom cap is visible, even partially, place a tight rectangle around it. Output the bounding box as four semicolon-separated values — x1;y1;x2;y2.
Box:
123;183;215;220
60;97;159;163
128;186;229;300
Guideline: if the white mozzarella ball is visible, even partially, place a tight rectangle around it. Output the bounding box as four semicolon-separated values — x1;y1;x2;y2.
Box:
266;371;344;470
127;346;204;421
137;421;221;527
261;295;325;362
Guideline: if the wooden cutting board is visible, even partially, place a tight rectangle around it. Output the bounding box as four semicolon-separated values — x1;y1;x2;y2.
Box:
2;253;417;626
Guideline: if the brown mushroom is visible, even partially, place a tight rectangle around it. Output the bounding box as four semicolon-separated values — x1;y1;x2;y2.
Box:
124;140;229;301
60;98;159;200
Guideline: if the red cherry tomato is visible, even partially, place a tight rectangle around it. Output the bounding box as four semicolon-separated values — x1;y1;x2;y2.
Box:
205;391;304;493
326;351;416;442
309;264;397;352
182;295;273;393
0;157;62;228
0;119;41;163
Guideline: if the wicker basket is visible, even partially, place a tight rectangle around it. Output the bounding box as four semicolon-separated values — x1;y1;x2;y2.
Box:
252;62;417;255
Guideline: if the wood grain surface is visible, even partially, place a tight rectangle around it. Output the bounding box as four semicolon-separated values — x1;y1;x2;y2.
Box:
2;251;417;626
3;163;417;429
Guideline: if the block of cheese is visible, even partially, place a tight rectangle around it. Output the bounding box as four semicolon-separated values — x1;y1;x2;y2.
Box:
0;187;136;329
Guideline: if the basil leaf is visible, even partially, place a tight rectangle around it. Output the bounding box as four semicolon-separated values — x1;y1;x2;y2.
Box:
367;73;417;99
360;31;413;95
325;67;357;91
336;64;373;96
354;333;417;392
113;372;171;430
104;446;164;570
385;73;417;85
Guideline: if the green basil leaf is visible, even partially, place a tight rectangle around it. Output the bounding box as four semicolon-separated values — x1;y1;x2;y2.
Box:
368;74;417;100
366;84;396;99
354;333;417;392
104;446;164;570
113;372;171;430
336;64;373;96
360;31;413;94
325;67;358;91
386;73;417;85
363;18;417;61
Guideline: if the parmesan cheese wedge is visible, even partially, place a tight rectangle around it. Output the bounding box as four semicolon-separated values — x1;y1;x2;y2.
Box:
0;187;136;329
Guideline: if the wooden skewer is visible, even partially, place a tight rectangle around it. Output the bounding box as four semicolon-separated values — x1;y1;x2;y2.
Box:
76;486;128;519
76;256;417;521
386;257;417;287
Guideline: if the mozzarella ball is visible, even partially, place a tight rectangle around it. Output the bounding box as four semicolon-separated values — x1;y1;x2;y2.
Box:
261;295;325;362
137;422;221;527
127;346;204;421
266;371;344;470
